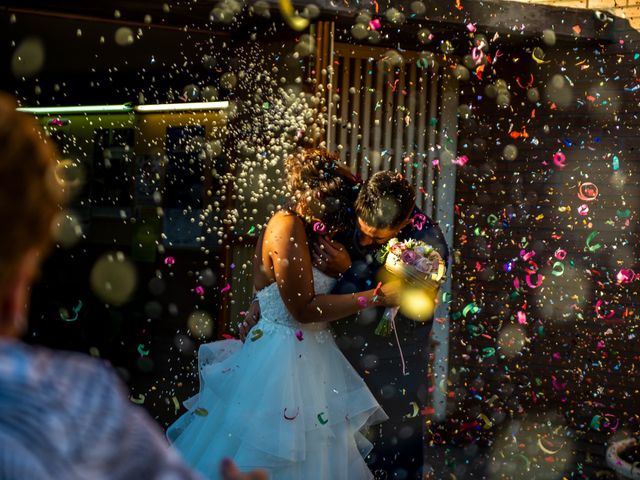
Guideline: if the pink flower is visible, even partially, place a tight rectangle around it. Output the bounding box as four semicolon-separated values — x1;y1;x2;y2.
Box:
401;250;417;265
390;244;404;256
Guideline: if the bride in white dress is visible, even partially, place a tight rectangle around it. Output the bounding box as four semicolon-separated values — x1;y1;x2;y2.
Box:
167;149;400;479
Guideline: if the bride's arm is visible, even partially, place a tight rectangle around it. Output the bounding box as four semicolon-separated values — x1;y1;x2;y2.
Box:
264;212;398;324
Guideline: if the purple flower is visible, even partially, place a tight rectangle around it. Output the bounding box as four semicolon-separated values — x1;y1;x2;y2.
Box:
415;258;433;273
401;250;417;265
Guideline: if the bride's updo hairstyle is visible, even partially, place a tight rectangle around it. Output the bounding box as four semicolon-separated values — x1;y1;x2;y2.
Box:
285;148;358;236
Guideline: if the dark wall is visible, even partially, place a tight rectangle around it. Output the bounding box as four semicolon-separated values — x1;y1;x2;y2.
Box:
444;16;640;477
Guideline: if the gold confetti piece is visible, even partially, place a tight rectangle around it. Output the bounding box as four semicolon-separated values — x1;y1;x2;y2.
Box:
404;401;419;418
278;0;309;31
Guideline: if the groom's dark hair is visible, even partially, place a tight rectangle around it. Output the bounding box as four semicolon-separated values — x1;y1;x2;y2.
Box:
355;171;415;229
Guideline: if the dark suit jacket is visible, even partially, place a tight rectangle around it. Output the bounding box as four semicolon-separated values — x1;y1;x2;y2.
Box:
331;206;450;364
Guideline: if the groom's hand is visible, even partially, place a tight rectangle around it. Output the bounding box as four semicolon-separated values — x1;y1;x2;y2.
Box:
312;237;351;278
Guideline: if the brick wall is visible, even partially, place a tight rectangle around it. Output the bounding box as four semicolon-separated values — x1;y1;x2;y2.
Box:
506;0;640;29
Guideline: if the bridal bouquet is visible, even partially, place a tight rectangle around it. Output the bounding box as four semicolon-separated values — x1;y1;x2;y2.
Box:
374;238;446;336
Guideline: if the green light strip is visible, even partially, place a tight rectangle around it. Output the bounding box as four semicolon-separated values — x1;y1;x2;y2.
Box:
16;101;229;115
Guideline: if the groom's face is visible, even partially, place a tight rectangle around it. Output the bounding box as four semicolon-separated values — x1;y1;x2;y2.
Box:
356;217;405;247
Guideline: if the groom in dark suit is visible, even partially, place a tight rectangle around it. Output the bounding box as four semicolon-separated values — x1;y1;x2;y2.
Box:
241;170;449;479
312;171;449;479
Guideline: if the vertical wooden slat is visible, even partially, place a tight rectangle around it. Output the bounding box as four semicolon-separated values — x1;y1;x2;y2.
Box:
314;23;322;87
383;67;394;169
360;58;373;179
372;58;384;172
426;64;440;217
405;62;418;188
349;58;362;171
325;22;335;151
338;55;351;163
416;68;428;211
393;67;406;172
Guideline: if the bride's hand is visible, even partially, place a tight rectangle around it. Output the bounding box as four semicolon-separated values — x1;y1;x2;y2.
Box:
312;237;351;277
377;280;402;307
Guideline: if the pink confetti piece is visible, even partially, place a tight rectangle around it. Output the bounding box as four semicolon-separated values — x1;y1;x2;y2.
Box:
525;273;544;289
516;311;527;325
553;152;566;168
554;249;567;260
220;283;231;294
313;221;326;233
616;268;635;283
520;249;536;261
369;19;381;30
295;330;304;341
453;154;469;166
164;256;175;266
411;213;427;230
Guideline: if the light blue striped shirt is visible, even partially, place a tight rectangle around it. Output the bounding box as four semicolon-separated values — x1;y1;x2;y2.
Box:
0;338;202;480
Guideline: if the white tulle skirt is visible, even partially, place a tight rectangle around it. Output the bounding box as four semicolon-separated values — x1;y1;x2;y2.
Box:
167;318;388;480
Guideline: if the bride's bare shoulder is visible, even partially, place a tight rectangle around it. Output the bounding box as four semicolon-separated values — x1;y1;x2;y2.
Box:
265;210;303;231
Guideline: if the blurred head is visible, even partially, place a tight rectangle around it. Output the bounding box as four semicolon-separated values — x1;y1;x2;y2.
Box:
285;148;358;237
354;171;415;246
0;93;64;337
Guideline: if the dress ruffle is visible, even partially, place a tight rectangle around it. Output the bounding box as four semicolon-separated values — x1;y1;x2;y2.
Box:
167;318;387;480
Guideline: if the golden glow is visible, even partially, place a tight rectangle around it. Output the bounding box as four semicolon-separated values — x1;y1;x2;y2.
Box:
399;287;435;322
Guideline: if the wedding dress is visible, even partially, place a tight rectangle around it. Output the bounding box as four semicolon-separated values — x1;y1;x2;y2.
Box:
167;268;388;479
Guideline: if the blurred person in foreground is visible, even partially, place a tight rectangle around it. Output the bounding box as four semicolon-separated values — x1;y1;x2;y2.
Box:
0;93;266;480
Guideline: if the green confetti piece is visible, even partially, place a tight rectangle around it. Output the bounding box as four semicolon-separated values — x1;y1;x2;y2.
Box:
137;344;150;356
317;412;328;425
250;328;264;342
551;261;565;276
195;408;209;416
481;347;496;359
247;226;256;235
590;415;602;431
585;231;602;252
514;454;531;471
487;214;498;227
129;394;145;404
616;209;631;218
463;303;480;317
467;324;485;336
